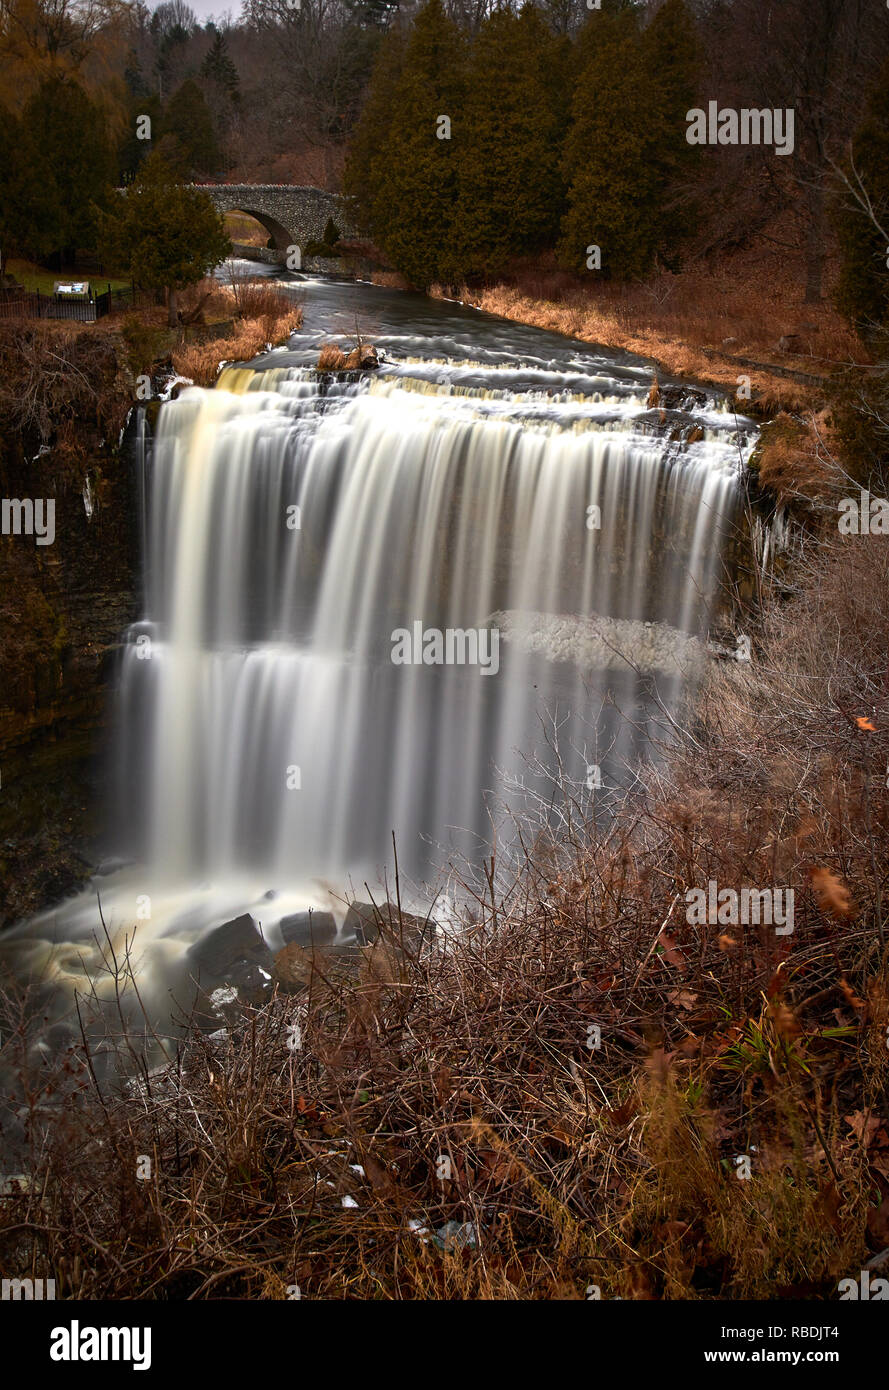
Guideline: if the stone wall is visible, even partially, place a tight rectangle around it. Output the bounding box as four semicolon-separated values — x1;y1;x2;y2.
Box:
198;185;357;251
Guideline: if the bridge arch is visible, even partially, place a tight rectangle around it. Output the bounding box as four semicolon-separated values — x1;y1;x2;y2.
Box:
195;185;356;260
226;207;295;253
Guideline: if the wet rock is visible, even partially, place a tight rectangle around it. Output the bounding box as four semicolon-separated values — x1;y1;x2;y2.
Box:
660;384;708;411
343;344;379;370
187;912;273;980
343;900;394;944
225;959;273;1007
280;909;337;947
343;899;435;949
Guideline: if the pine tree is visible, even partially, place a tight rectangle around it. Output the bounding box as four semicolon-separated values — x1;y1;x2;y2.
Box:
106;153;231;325
201;29;240;106
453;6;565;279
22;75;115;265
343;27;407;237
0;105;56;271
641;0;700;268
833;57;889;331
362;0;465;288
161;79;219;179
558;7;660;280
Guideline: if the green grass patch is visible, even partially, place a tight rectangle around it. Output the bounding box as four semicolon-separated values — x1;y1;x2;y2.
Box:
6;258;130;295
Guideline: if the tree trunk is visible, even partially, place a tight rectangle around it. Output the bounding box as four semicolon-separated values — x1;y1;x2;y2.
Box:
167;286;179;328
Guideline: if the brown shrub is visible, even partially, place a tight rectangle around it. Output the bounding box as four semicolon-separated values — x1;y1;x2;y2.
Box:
317;342;347;370
172;306;303;385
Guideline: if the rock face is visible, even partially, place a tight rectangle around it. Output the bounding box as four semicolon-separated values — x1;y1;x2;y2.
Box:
0;328;137;926
280;909;337;947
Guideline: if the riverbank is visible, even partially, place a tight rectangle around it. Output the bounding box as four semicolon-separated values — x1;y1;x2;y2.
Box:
428;249;866;416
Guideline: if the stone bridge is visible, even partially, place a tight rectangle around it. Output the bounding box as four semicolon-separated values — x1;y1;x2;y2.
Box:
195;185;356;260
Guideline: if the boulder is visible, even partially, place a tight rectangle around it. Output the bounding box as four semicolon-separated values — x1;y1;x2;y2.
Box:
343;899;436;950
225;960;273;1007
280;909;337;947
187;913;273;979
660;384;708;411
343;344;379;370
343;900;394;945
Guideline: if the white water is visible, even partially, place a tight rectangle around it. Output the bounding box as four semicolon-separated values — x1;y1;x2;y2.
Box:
1;283;756;1055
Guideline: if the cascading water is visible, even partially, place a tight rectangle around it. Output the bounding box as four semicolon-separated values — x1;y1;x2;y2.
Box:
0;279;756;1061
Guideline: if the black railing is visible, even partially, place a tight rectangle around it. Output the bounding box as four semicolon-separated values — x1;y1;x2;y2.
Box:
0;284;118;322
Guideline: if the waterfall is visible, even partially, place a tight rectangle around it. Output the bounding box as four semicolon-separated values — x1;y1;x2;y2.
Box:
115;359;748;892
0;317;755;1053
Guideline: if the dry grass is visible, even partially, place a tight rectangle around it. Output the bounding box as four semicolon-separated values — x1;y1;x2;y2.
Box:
2;524;888;1300
0;321;130;445
317;342;348;370
171;302;303;386
434;244;867;414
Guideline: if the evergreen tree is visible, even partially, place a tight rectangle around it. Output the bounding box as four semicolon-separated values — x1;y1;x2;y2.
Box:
22;75;114;264
0;106;56;272
833;57;889;331
354;0;465;287
201;29;240;106
343;26;407;235
106;153;231;325
558;7;661;279
118;60;163;184
453;5;565;278
161;79;219;178
641;0;700;267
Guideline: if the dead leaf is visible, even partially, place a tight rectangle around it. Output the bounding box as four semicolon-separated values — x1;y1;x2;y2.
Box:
839;977;868;1013
846;1111;883;1148
606;1094;639;1128
657;930;686;970
669;988;698;1011
810;867;855;920
813;1181;844;1233
856;716;877;731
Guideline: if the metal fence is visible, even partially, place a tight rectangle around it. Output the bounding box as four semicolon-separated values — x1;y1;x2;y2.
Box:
0;285;121;322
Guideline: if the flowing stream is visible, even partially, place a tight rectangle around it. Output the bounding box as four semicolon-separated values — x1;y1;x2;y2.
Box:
0;274;756;1075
